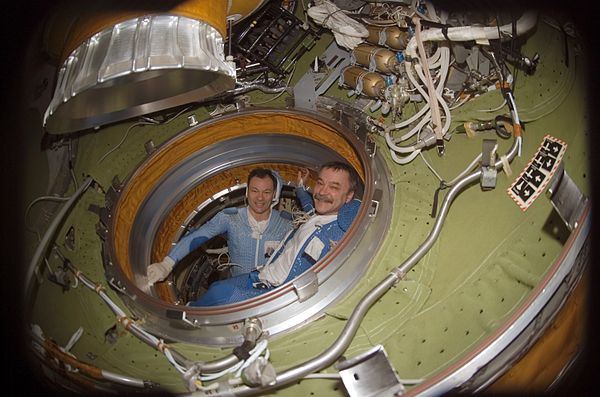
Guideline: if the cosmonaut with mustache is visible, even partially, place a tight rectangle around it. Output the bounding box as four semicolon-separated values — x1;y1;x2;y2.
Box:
190;161;361;306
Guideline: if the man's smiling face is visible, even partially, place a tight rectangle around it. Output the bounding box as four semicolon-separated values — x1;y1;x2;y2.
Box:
247;175;275;220
313;167;354;215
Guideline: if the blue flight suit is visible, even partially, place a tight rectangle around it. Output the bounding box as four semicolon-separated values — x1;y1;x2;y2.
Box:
190;188;360;306
168;207;293;276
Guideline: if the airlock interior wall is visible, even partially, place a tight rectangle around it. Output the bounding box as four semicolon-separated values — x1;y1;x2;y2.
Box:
23;7;591;396
324;18;590;393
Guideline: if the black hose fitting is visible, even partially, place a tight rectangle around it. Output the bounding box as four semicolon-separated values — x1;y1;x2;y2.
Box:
233;340;255;361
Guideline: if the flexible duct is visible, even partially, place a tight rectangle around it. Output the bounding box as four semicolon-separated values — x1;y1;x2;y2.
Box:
42;0;267;134
405;11;538;58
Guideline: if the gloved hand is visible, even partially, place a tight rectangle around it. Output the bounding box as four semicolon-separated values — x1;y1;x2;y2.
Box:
297;167;309;188
248;270;270;289
147;256;175;284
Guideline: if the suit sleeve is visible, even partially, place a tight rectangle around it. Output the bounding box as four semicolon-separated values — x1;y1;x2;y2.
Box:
295;186;315;214
167;211;229;263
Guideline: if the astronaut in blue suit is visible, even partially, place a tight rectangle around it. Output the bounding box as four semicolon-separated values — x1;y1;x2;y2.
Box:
147;168;293;284
190;161;361;306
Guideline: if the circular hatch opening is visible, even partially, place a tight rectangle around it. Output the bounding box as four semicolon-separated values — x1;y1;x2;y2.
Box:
103;109;392;345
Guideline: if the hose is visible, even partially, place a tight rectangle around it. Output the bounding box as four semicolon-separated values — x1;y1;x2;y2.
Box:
65;260;252;376
207;131;521;397
23;177;94;306
31;328;148;388
404;11;538;58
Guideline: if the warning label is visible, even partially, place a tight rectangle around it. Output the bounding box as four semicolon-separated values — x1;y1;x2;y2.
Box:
507;135;567;211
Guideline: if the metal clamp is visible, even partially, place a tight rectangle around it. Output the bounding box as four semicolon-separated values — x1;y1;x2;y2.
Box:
369;199;380;219
108;277;127;294
336;345;405;397
369;189;383;220
546;163;589;231
366;138;377;158
179;311;201;328
144;140;156;155
292;271;319;302
480;138;498;190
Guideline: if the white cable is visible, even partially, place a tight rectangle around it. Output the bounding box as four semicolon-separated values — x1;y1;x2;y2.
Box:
410;0;432;22
97;121;153;164
71;274;79;288
379;46;450;155
419;152;444;182
97;106;190;164
449;94;471;110
234;339;269;378
69;167;78;190
437;46;451;95
198;340;269;382
25;195;71;228
391;148;421;165
41;257;54;276
506;91;521;124
414;17;443;143
406;61;430;102
303;372;424;385
304;373;341;379
98;290;127;318
505;91;522;156
64;327;84;352
476;98;507;112
445;153;483;186
401;48;447;132
412;45;451;135
68;266;195;377
382;60;431;134
199;361;245;382
426;46;442;68
386;115;429;150
414;59;452;135
395;108;432;142
398;111;431;143
391;46;449;138
419;149;483;187
435;82;452;135
77;274;96;291
209;104;237;116
164;347;187;374
424;0;441;23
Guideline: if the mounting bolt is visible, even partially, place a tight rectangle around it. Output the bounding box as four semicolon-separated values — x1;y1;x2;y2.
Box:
243;318;263;343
